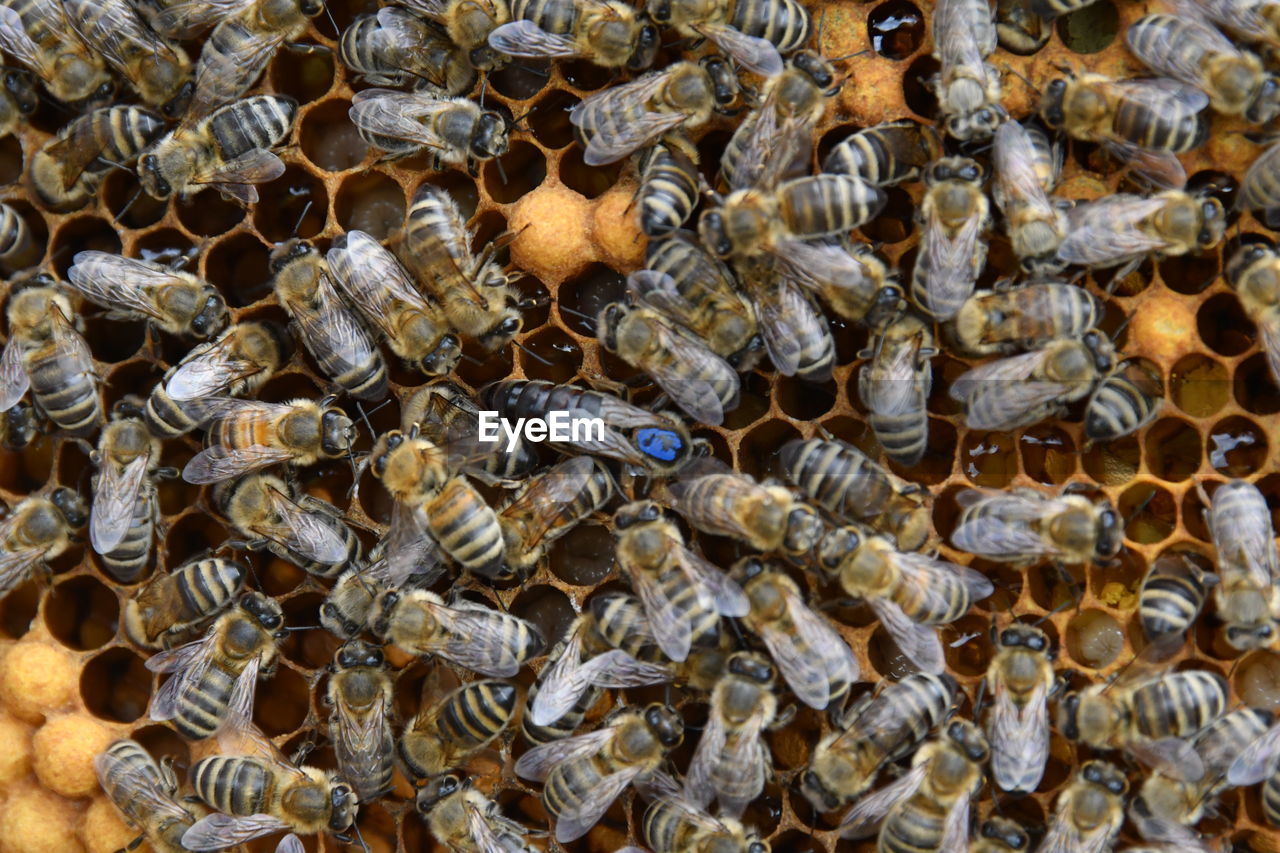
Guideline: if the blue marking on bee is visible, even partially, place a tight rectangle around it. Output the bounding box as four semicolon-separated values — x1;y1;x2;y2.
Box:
635;427;683;462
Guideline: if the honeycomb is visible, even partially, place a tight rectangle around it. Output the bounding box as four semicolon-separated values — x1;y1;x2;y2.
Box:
0;0;1278;850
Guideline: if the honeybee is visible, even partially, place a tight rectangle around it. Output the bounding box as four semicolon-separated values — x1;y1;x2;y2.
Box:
415;774;537;853
497;455;615;579
569;58;739;166
641;231;761;367
371;588;543;676
401;0;512;72
667;464;825;565
1038;761;1128;853
145;591;287;740
1040;72;1209;188
719;51;838;189
327;230;462;377
340;9;474;93
147;0;316;38
63;0;191;115
181;396;356;484
1132;708;1272;845
733;255;834;381
1139;550;1214;645
993;121;1067;273
0;0;113;104
612;500;749;661
858;310;934;468
949;331;1117;431
647;0;810;74
1084;360;1163;445
1128;13;1280;122
0;61;35;138
822;119;943;187
27;104;165;212
0;488;86;598
838;719;989;849
983;623;1055;795
598;299;742;426
642;780;771;853
95;739;200;853
910;157;989;322
186;0;323;120
526;597;671;730
1202;478;1280;650
995;0;1049;54
138;94;297;204
398;678;517;779
401;183;524;352
972;818;1030;853
480;378;698;476
952;281;1101;357
320;553;421;639
1057;191;1226;272
637;144;700;239
0;279;101;434
1226;239;1280;386
802;674;956;812
349;89;508;171
325;640;394;802
123;556;246;648
67;251;228;340
90;400;167;583
515;703;684;843
931;0;1005;141
828;526;993;674
685;652;780;818
215;473;360;577
0;203;29;266
1191;0;1280;51
369;427;505;578
183;747;358;849
781;436;931;551
1243;138;1280;219
487;0;658;70
951;486;1121;567
401;380;538;484
0;400;36;451
1058;669;1228;776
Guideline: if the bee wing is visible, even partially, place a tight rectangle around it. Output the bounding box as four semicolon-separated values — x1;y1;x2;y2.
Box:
684;703;728;808
918;206;984;317
329;230;428;326
838;762;928;838
993;121;1054;215
0;336;30;414
211;654;263;742
1037;813;1104;853
425;599;538;677
499;456;597;550
989;676;1049;793
622;559;695;662
862;331;923;416
486;19;577;58
514;724;620;781
274;836;305;853
715;710;770;818
189;28;283;119
1058;195;1172;266
940;794;972;853
90;453;150;554
182;444;296;484
0;6;47;75
951;489;1058;557
635;322;737;426
570;72;688;165
892;550;994;620
934;0;992;73
297;280;386;394
0;542;45;594
332;682;392;793
190;148;287;205
65;0;179;76
182;395;292;427
1211;486;1278;586
1227;721;1280;786
384;501;446;587
348;89;454;148
67;252;175;321
760;585;859;710
949;350;1074;431
465;802;525;853
749;272;816;377
1255;320;1280;397
150;0;249;38
145;632;218;721
93;749;194;825
696;22;783;76
777;239;882;298
554;765;645;843
1107;76;1211;115
1128;737;1206;781
167;334;266;400
678;543;749;616
868;597;945;674
258;483;351;564
181;813;295;852
1126;15;1239;88
398;0;449;16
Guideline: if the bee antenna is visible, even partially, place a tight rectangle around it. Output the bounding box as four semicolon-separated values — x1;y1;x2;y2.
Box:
351;821;371;853
1122;485;1157;528
495;153;509;186
513;62;550;78
1033;599;1073;626
291;199;314;239
1002;64;1041;96
355;400;377;440
513;338;552;366
828;49;868;63
95;157;132;173
113;186;144;225
556;303;597;324
322;2;340;38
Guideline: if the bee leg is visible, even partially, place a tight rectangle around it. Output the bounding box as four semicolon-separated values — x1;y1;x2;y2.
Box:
770;703;797;729
115;832;145;852
289;735;318;764
284;42;332;55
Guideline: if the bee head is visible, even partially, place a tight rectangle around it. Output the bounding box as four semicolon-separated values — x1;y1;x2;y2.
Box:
420;334;461;375
1227;239;1275;285
793;50;836;92
189;292;228;339
320;407;356;456
239;591;284;632
371;430;405;477
1196;198;1226;249
416;774;462;812
139;153;173;200
3;69;36;114
371;590;401;636
698;210;732;258
700;56;739;108
614;500;663;529
161;80;194;119
1081;760;1127;795
981;820;1028;850
732;556;768;584
328;783;358;830
1094;503;1122;560
1040;79;1068;127
647;0;672;23
49;487;88;529
945;719;988;761
627;20;660;70
642;703;684;747
1081;330;1114;373
747;843;768;853
1058;691;1081;739
472;111;509;160
322;600;365;639
1226;622;1274;650
728;652;773;685
596;302;625;352
269;238;316;273
300;0;324;16
336;639;384;670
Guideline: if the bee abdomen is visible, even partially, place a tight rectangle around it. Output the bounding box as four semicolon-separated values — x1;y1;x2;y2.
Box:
869;409;929;467
730;0;810;52
880;804;946;853
439;679;517;746
1085;373;1158;442
174;664;236;739
522;682;598;745
209;95;297;160
144;384;199;438
27;349;99;432
192;756;268;815
0;203;29;258
639;145;698;238
1139;572;1204;640
1263;772;1280;825
176;558;244;620
428;478;504;576
544;761;606;822
1114;99;1207;152
1132;671;1226;738
99;489;154;583
780;174;885;235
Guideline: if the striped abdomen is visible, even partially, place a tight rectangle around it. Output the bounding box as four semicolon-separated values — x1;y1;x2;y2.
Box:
521;680;598;745
173;658;244;739
1139;569;1206;641
860;674;955;761
779;174;885;236
405;184;473;283
729;0;810;51
143;382;200;437
209;95;297;160
99;484;154;583
0;203;28;259
639;144;698;238
1113;94;1207;153
512;0;578;32
880;798;949;853
84;106;166;171
1129;671;1227;740
1085;372;1159;443
427;478;504;578
173;558;244;623
1263;768;1280;826
276;497;360;578
25;340;99;432
401;679;516;776
646;562;721;644
191;756;270;815
823;121;940;186
781;438;895;522
99;739;169;804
